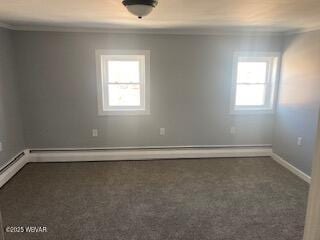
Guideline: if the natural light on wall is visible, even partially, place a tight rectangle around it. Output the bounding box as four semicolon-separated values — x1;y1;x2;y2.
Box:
231;52;280;114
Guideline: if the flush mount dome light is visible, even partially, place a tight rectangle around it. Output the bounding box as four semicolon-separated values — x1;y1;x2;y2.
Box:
122;0;158;19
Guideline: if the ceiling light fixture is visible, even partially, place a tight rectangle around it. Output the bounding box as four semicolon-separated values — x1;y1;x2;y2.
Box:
122;0;158;19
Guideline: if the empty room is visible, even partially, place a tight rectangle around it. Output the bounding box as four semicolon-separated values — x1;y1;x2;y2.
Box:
0;1;320;239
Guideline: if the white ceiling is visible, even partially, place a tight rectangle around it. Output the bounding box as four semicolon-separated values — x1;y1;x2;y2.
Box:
0;0;320;33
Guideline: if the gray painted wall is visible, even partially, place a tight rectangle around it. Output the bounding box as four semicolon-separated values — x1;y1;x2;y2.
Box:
13;31;283;149
2;28;318;177
273;31;320;176
0;28;24;167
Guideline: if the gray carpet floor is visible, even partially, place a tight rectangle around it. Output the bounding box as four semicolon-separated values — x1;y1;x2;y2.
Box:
0;157;309;240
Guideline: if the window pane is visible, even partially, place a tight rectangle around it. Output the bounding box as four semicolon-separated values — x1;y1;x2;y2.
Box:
235;84;266;106
108;84;141;106
108;61;140;83
237;62;267;83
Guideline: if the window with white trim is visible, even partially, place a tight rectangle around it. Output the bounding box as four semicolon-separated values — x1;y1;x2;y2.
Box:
96;50;150;115
230;52;279;114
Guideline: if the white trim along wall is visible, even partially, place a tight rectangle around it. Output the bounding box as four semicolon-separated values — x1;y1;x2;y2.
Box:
271;152;311;183
0;146;311;188
0;150;31;188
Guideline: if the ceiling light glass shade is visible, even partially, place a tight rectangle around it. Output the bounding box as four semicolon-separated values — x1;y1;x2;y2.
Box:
126;5;153;18
122;0;158;18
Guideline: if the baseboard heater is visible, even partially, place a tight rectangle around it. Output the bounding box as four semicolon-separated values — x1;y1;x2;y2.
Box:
0;147;310;188
28;145;272;154
0;152;25;174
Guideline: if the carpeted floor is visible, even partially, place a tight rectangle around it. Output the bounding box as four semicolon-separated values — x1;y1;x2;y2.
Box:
0;157;309;240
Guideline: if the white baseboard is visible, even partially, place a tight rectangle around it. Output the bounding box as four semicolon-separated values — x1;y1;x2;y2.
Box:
271;152;311;183
28;144;272;151
0;150;30;188
0;146;271;188
30;147;272;163
1;147;311;188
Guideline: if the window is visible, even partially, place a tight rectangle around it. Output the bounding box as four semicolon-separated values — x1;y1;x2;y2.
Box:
96;50;150;115
230;52;280;114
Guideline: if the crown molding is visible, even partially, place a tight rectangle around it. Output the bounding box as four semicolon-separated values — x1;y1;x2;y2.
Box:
4;21;320;36
5;24;286;36
283;26;320;36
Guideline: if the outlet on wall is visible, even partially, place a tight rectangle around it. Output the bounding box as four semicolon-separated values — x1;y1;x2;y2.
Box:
0;142;2;152
160;128;165;136
92;129;98;137
297;137;303;146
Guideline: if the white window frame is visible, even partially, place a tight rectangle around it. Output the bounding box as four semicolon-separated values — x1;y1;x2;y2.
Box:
230;52;280;115
96;49;150;116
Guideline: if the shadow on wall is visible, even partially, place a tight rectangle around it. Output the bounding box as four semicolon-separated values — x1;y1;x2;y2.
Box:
0;28;25;167
273;30;320;176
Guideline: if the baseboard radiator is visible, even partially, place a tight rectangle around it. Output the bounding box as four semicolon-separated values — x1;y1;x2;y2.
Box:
0;146;311;188
0;152;25;174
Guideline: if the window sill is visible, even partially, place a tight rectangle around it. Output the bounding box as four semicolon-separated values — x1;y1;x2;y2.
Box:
98;109;150;116
230;109;274;115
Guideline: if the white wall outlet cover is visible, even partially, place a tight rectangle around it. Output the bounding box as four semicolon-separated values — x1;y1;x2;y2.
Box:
160;128;165;136
92;129;98;137
297;137;303;146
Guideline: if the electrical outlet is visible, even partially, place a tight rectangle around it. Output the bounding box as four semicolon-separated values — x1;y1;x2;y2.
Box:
92;129;98;137
230;126;236;134
0;142;2;152
297;137;303;146
160;128;165;136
